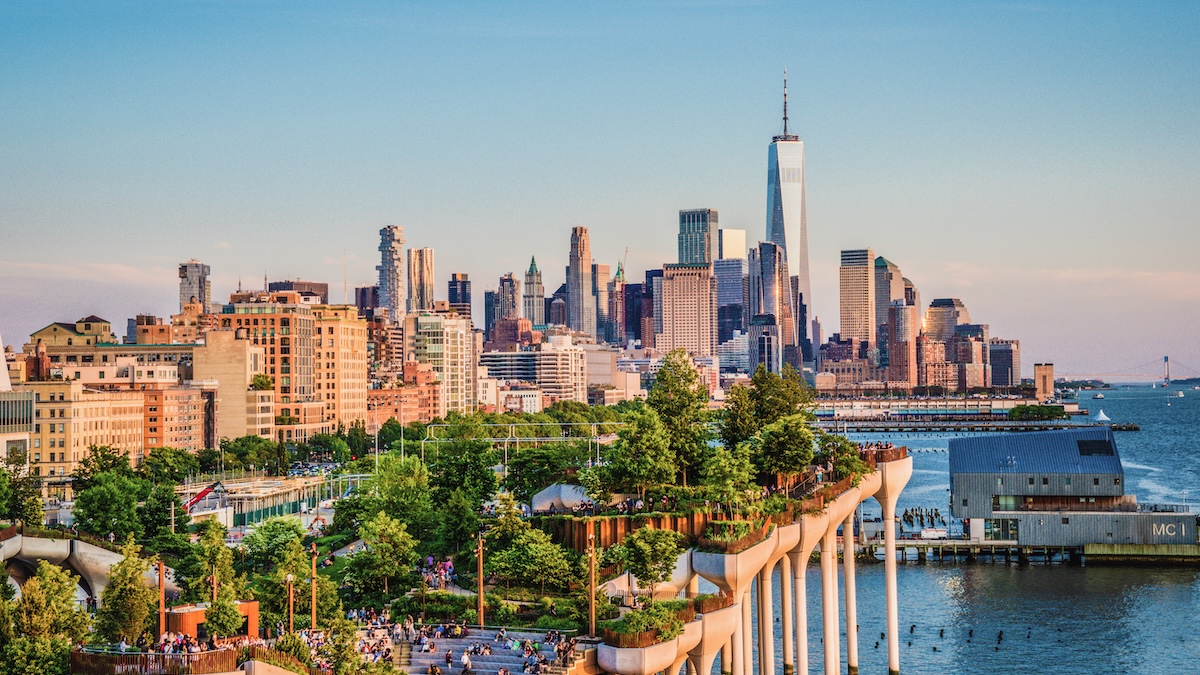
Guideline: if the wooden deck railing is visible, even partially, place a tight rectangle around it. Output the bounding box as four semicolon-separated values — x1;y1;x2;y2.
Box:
69;648;238;675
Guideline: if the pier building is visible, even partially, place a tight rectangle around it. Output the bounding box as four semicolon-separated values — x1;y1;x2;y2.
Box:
950;428;1195;547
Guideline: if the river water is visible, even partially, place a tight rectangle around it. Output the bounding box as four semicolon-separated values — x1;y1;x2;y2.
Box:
722;385;1200;675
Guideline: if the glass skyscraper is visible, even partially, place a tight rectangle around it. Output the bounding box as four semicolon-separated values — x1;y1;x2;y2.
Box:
765;73;812;365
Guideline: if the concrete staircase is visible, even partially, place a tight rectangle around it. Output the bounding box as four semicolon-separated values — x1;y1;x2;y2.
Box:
406;630;565;675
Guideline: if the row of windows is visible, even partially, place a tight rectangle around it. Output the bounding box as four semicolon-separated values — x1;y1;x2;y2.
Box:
998;477;1119;487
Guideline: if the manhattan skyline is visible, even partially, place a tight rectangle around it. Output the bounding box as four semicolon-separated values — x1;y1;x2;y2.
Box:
2;2;1198;378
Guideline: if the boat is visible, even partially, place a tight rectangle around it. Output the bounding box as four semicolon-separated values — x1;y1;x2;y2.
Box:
1176;391;1185;398
1193;386;1199;391
1092;393;1105;399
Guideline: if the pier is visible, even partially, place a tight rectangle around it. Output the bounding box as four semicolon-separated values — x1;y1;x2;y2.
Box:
817;420;1101;433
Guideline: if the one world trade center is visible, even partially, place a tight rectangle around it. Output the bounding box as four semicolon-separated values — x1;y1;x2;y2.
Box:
765;70;813;373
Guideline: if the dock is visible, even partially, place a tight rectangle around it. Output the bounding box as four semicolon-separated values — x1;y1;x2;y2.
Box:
865;540;1200;564
817;420;1103;433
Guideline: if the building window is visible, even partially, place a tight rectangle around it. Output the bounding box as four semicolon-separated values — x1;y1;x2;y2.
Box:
961;499;968;507
1064;477;1071;485
1027;477;1034;486
1061;517;1070;525
997;478;1003;486
1114;478;1121;485
1042;477;1048;486
1094;478;1100;486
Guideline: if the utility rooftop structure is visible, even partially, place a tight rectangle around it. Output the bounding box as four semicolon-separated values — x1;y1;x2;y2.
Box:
950;428;1195;546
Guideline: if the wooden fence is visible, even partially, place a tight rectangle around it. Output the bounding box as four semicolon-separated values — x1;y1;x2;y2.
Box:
69;649;238;675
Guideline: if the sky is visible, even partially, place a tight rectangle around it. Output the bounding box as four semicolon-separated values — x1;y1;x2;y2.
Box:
1;1;1198;380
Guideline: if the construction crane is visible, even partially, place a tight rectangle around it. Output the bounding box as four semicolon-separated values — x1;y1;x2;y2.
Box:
185;481;224;512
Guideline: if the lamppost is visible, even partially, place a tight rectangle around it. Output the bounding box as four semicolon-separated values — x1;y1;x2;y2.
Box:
587;525;596;637
476;533;485;629
286;573;295;634
310;543;318;630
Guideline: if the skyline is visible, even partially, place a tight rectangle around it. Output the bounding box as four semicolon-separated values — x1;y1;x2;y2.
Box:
2;2;1199;379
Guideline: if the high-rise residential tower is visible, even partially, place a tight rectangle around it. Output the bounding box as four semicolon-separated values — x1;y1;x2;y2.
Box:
657;263;718;357
678;209;719;264
377;226;406;323
407;247;435;312
566;227;596;338
523;257;545;326
839;248;876;351
765;71;812;363
178;259;212;312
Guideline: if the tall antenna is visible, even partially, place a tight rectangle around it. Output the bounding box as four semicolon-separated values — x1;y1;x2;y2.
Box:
783;67;789;137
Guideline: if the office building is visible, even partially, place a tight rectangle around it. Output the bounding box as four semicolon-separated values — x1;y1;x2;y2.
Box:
179;259;212;313
924;298;971;342
657;263;718;358
748;315;782;374
607;263;626;345
765;73;812;365
748;241;795;364
874;257;904;365
839;249;876;351
523;258;545;326
376;226;406;323
193;330;274;442
355;285;379;314
497;273;520;321
714;258;749;343
479;336;587;404
268;280;329;304
592;263;610;342
719;228;747;260
989;339;1021;388
407;247;435;312
447;273;472;320
1035;363;1055;402
566;227;596;338
886;301;919;387
678;209;719;264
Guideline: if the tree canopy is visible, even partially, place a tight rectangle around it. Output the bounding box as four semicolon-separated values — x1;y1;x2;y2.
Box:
95;539;154;643
619;527;683;600
645;349;710;485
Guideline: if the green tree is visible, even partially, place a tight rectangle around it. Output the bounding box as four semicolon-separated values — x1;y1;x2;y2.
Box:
71;445;135;493
1;445;42;525
242;517;306;570
368;454;434;537
486;529;574;593
177;521;246;604
204;587;245;638
815;432;868;483
138;446;201;484
428;439;498;507
16;497;42;528
646;349;710;486
259;539;341;632
0;472;12;524
503;443;589;504
251;374;274;391
752;414;815;489
718;384;759;451
699;444;754;514
485;492;529;552
14;562;89;642
749;364;813;426
321;616;363;675
621;527;683;601
0;637;70;675
139;483;190;538
435;488;480;554
275;632;312;664
73;472;147;541
351;511;418;596
344;421;372;460
604;405;674;500
95;539;154;643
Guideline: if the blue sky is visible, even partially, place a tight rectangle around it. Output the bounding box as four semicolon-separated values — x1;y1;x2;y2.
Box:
2;1;1198;379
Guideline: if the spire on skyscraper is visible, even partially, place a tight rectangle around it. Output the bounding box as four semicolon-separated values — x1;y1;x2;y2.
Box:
775;68;798;142
528;256;539;274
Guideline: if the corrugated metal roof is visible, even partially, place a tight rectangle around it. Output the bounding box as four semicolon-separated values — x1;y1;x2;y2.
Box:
949;427;1123;475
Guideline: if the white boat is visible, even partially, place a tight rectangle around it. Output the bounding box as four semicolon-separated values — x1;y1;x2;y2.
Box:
1092;393;1105;399
1193;386;1199;391
1176;391;1185;398
919;528;948;540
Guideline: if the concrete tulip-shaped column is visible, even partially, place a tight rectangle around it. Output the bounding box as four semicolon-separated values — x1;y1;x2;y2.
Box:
843;512;859;674
780;555;793;675
872;456;913;675
788;511;829;675
819;525;840;675
757;523;800;675
692;536;773;675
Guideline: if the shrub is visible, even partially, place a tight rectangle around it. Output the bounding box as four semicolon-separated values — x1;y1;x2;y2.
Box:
533;615;580;631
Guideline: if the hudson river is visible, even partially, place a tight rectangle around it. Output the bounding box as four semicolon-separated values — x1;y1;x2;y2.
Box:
734;385;1200;675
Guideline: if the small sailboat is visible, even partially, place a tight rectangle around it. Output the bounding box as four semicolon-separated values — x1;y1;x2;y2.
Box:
1176;391;1185;398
